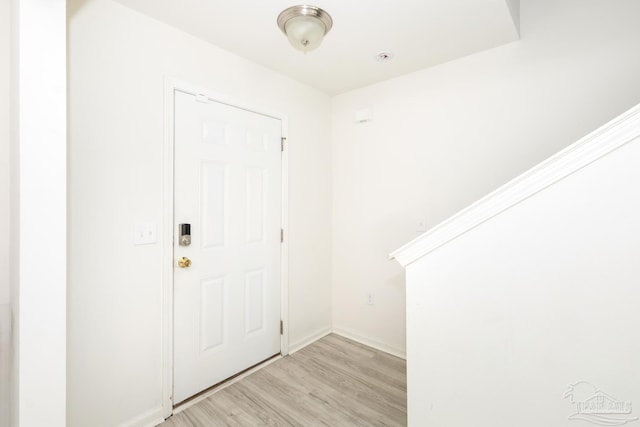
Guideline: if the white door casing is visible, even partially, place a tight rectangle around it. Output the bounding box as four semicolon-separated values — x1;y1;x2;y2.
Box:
172;89;283;404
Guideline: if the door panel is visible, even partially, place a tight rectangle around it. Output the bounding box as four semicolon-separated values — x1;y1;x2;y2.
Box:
173;90;282;404
200;163;227;248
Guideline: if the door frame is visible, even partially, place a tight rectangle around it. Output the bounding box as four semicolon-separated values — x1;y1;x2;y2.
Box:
161;78;290;417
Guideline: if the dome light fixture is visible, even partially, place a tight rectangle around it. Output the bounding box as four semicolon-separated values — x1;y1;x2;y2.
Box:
277;5;333;53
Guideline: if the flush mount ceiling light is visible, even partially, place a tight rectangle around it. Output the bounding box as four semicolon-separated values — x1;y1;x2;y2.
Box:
277;5;333;53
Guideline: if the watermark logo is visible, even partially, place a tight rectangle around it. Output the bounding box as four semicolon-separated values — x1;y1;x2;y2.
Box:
564;381;638;426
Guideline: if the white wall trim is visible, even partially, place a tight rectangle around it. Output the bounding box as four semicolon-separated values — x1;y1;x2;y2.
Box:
390;103;640;268
332;327;406;360
161;77;176;421
288;326;332;354
280;117;290;356
276;325;407;360
162;77;290;419
118;406;165;427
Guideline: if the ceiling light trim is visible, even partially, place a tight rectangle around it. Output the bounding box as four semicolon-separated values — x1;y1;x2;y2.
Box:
277;5;333;35
277;5;333;52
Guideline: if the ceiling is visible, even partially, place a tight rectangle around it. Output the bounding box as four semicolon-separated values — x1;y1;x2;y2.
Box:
114;0;520;95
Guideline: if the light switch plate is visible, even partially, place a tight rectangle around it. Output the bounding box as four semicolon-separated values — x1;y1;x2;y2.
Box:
134;222;157;245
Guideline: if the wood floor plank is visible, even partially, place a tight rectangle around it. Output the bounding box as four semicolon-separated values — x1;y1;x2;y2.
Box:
289;352;406;424
303;339;407;393
158;334;407;426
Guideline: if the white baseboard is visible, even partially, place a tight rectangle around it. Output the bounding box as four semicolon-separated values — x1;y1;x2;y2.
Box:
288;325;406;360
331;326;406;360
288;326;332;355
118;406;165;427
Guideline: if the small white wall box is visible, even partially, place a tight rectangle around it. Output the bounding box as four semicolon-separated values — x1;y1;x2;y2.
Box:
355;108;373;123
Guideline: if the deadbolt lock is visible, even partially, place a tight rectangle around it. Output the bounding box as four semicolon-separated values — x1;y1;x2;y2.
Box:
177;256;192;268
179;224;191;246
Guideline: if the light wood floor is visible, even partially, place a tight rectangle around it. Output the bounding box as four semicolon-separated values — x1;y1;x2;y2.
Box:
159;334;407;426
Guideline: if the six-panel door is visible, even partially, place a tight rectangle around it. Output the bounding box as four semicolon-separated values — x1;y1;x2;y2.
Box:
173;90;282;404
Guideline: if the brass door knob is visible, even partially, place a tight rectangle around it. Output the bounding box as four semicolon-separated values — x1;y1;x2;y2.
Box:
177;256;192;268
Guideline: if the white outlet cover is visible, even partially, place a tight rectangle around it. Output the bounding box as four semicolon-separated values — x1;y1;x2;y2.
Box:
417;217;428;232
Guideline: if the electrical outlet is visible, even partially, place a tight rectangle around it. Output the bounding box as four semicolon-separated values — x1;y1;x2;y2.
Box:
367;293;375;305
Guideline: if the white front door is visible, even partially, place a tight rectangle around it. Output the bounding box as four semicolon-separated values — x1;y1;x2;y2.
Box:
173;90;282;404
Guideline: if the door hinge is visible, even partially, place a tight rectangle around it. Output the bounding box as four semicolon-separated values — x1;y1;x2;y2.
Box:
280;320;284;335
280;228;284;243
281;137;286;152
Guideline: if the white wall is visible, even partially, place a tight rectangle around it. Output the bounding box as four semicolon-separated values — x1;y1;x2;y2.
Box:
404;127;640;426
68;1;332;426
0;0;11;425
505;0;520;33
14;0;67;426
331;0;640;356
1;0;11;307
0;1;11;424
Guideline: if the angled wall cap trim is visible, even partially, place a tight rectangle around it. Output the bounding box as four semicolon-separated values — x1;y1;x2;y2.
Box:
390;103;640;268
